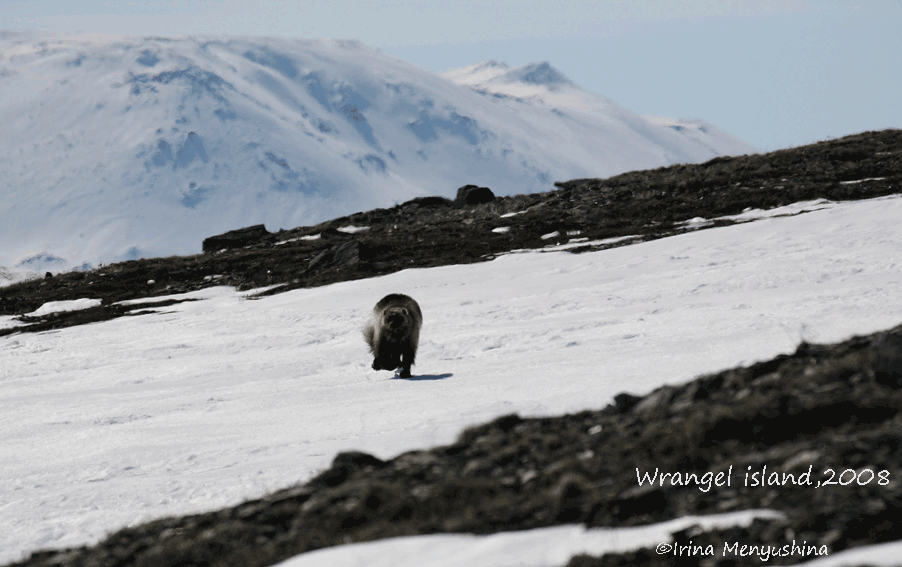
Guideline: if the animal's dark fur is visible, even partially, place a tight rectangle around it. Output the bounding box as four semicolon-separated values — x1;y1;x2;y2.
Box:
364;294;422;378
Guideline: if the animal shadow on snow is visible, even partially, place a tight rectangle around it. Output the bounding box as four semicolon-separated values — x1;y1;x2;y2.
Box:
394;372;453;381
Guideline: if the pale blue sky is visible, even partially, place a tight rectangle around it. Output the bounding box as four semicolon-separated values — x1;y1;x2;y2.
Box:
2;0;900;151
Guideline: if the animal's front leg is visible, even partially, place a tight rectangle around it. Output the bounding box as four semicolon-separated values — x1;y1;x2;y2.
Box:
398;351;412;378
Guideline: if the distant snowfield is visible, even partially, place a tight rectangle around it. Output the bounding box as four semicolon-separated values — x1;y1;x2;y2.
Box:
0;32;754;274
2;195;902;564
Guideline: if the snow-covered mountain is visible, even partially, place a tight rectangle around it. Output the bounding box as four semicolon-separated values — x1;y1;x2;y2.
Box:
0;32;755;277
441;60;755;158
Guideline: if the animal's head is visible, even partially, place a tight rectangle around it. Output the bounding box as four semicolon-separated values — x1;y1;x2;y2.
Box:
384;307;410;330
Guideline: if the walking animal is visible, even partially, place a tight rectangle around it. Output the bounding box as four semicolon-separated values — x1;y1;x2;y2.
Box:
363;294;422;378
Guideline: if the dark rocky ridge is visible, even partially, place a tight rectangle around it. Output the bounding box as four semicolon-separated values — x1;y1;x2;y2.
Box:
3;128;902;566
201;224;274;253
2;129;901;335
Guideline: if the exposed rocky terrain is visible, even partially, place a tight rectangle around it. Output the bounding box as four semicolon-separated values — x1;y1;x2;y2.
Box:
4;129;902;566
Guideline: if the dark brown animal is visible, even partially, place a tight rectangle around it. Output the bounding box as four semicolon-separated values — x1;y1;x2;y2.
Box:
363;294;422;378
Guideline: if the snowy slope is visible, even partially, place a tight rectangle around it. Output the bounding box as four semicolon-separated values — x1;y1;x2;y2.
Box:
2;194;901;564
0;32;755;276
442;60;755;158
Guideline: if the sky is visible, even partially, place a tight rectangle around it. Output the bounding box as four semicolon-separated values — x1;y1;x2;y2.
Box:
1;0;900;152
3;194;902;563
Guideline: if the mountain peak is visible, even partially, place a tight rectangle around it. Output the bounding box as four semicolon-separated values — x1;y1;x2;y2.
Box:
473;59;509;71
441;59;510;86
501;61;572;87
442;60;572;90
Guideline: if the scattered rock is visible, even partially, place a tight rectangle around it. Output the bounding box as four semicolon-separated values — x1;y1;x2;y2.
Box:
307;241;361;272
402;196;454;208
455;184;495;205
612;392;642;413
202;224;273;253
309;451;388;488
319;227;354;241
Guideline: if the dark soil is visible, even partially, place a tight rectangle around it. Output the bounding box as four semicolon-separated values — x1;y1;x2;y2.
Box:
5;129;902;567
3;129;901;335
